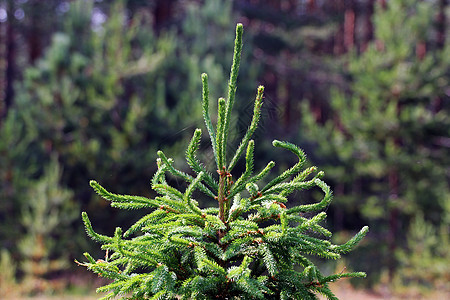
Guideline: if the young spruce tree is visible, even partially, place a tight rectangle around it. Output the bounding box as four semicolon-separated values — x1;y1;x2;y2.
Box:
78;24;368;300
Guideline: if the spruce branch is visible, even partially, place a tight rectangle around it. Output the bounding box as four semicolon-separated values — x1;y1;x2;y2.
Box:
319;271;367;285
157;150;216;198
123;210;167;238
201;73;218;167
82;212;114;244
183;171;204;215
228;85;264;172
216;97;227;170
287;179;333;214
230;140;255;197
331;226;369;254
186;128;219;191
152;184;184;202
222;23;244;167
90;180;158;209
261;140;307;193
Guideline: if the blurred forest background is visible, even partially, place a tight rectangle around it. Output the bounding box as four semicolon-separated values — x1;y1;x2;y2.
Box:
0;0;448;298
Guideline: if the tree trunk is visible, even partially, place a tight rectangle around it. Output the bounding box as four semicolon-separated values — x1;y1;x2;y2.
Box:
333;0;346;55
153;0;175;34
307;0;316;12
343;0;356;52
1;0;15;120
416;41;426;61
436;0;446;49
0;7;5;120
362;0;375;52
28;1;43;63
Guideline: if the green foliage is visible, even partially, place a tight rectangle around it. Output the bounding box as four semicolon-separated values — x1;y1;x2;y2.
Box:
1;1;259;287
19;156;76;292
0;110;34;250
15;0;172;191
12;0;254;203
300;0;449;285
394;204;450;292
80;24;368;299
0;249;17;296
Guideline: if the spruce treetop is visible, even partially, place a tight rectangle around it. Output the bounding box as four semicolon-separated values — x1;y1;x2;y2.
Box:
78;23;368;300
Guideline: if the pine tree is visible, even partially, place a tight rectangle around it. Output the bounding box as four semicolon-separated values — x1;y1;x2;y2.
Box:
0;249;17;297
19;156;77;293
0;109;36;264
78;23;368;300
300;0;449;286
394;206;450;294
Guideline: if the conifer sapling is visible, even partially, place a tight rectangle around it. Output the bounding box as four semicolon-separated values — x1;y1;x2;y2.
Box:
78;23;369;300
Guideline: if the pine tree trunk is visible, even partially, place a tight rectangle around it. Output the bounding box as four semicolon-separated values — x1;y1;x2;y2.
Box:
28;0;42;63
307;0;316;12
0;9;5;120
416;41;426;60
333;0;346;55
436;0;446;49
153;0;175;34
362;0;375;52
344;0;356;52
432;0;446;123
1;0;15;119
